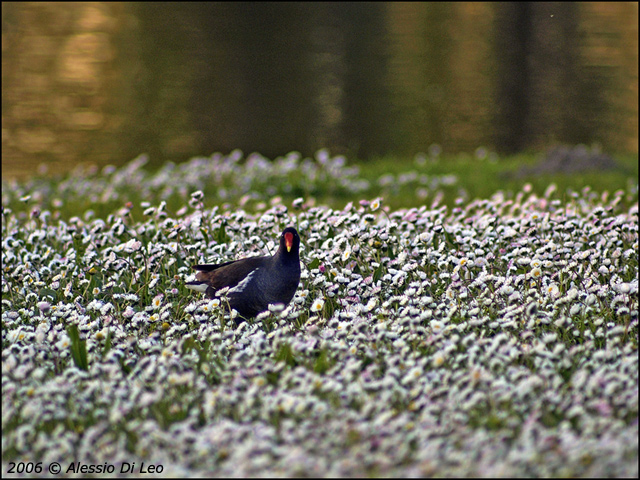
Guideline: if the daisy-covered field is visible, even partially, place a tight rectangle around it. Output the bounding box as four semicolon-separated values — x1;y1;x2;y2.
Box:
2;152;638;477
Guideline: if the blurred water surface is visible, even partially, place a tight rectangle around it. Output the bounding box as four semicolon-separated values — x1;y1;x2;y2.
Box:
2;2;637;178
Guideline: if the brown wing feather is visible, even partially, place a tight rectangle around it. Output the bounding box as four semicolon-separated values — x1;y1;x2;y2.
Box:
192;256;267;291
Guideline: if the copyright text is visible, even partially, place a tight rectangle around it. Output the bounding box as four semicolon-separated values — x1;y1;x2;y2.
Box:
6;461;164;475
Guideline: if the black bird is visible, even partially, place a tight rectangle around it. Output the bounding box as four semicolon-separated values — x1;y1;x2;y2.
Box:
186;227;301;319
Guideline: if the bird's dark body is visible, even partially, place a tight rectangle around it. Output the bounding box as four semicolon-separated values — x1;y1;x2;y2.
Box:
187;227;301;319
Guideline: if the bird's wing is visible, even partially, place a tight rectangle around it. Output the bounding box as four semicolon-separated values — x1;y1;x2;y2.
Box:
191;256;267;291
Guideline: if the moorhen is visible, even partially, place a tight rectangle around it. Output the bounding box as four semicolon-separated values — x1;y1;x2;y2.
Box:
186;227;301;319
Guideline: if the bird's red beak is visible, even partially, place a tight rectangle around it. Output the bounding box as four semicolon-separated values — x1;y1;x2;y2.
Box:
285;232;294;252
